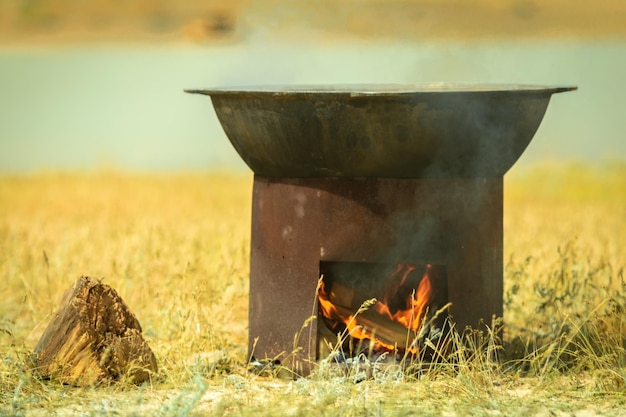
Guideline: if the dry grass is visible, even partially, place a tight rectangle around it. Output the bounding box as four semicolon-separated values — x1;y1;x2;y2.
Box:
1;162;625;416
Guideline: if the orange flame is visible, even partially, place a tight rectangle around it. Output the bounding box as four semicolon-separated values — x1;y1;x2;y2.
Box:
318;280;338;319
318;263;434;354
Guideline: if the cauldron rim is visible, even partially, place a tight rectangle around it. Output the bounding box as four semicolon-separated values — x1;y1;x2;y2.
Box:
185;83;577;97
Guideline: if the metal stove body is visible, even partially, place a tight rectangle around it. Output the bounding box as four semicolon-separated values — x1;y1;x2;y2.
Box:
187;84;576;374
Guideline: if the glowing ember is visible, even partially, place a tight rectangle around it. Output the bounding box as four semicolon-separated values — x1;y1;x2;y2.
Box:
318;263;434;354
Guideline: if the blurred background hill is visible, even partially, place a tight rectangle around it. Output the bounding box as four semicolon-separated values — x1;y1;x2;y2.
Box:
1;0;626;45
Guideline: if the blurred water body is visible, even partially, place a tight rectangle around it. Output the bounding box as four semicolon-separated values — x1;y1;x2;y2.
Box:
0;39;624;173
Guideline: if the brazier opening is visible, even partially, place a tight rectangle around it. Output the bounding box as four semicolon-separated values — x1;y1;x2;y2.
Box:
317;261;448;361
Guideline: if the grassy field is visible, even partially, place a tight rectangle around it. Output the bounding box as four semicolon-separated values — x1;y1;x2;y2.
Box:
1;163;625;416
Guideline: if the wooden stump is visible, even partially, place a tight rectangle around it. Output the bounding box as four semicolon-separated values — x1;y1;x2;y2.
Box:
32;276;158;386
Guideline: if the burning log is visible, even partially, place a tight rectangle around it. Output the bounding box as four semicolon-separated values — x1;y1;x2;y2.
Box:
31;276;157;386
319;265;438;356
326;304;421;350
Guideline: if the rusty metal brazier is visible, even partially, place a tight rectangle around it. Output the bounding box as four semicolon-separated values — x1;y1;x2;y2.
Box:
187;84;576;374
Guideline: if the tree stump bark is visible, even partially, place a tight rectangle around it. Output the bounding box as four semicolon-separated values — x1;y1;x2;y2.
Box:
32;276;158;386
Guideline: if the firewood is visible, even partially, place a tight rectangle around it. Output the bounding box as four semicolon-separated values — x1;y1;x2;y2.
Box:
328;281;355;308
331;304;418;349
31;276;157;386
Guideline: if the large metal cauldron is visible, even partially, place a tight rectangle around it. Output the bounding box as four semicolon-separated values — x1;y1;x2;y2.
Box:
186;84;576;178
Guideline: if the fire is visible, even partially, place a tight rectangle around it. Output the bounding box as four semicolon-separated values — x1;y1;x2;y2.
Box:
318;263;434;354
